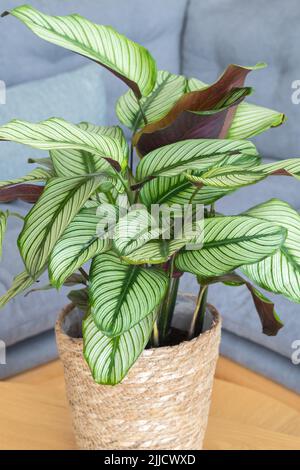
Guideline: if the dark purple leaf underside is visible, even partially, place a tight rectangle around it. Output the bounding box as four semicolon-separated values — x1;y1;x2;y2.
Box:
134;64;254;156
0;184;44;203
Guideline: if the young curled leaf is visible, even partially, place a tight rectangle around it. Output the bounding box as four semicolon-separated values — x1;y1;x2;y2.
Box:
134;63;264;156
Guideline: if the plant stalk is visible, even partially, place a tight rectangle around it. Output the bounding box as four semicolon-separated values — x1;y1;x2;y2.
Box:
79;267;89;282
137;99;148;126
188;285;208;339
152;320;160;347
157;256;180;343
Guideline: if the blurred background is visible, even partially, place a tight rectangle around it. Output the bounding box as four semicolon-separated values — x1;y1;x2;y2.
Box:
0;0;299;393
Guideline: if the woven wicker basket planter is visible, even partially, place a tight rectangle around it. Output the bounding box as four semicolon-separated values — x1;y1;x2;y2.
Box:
55;301;221;450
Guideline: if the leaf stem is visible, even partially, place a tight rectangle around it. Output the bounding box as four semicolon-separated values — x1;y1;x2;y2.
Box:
8;211;25;221
158;256;179;342
79;267;89;283
137;99;148;126
152;320;160;347
188;285;208;339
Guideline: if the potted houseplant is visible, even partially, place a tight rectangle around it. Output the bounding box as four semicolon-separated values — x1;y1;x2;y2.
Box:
1;5;300;450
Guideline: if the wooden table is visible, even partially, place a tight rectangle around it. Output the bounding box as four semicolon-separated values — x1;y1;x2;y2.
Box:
1;357;299;450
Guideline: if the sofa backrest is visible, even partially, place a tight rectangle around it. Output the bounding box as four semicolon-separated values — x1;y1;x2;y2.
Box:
182;0;300;160
1;0;188;127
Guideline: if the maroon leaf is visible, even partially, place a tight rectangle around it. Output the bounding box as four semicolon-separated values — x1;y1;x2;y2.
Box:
133;64;261;156
245;283;283;336
0;184;44;203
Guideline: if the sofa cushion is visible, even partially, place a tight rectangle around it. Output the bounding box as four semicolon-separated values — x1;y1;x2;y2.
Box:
182;0;300;160
221;330;300;394
1;0;188;126
0;64;107;179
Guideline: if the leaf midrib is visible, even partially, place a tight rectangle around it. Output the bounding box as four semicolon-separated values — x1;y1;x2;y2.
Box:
203;229;285;249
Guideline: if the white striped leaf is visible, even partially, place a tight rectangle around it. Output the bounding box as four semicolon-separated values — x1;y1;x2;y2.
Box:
49;205;116;288
0;272;35;308
139;175;233;207
122;238;189;265
136;139;258;181
139;152;260;206
113;208;161;258
227;102;286;139
51;122;128;177
0;211;8;259
260;158;300;179
79;123;129;157
9;5;157;98
0;167;52;189
186;165;267;188
241;199;300;303
188;77;285;139
0;118;126;172
186;158;300;189
116;71;187;131
19;175;102;277
83;310;156;385
89;251;168;335
176;216;286;277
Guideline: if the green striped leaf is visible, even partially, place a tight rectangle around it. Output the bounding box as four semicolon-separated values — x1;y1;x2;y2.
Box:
0;211;8;259
260;158;300;179
79;123;129;157
176;216;286;277
9;5;157;98
186;165;267;188
139;152;260;206
83;310;156;385
0;272;35;308
122;238;189;265
116;71;187;131
188;77;285;139
139;175;233;207
186;158;300;189
0;167;52;189
49;205;116;288
0;118;126;172
50;122;128;177
241;199;300;303
113;208;161;258
136;139;259;181
18;175;102;277
227;102;286;139
89;251;168;335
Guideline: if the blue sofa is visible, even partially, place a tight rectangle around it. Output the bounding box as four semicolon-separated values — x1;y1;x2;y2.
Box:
0;0;299;392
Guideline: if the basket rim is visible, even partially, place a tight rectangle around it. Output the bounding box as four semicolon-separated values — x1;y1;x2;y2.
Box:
55;296;221;356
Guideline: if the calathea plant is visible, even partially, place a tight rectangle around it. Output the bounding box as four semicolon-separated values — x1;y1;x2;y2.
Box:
0;5;300;385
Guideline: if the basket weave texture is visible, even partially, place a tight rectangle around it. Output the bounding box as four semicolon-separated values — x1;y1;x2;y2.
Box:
55;303;221;450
